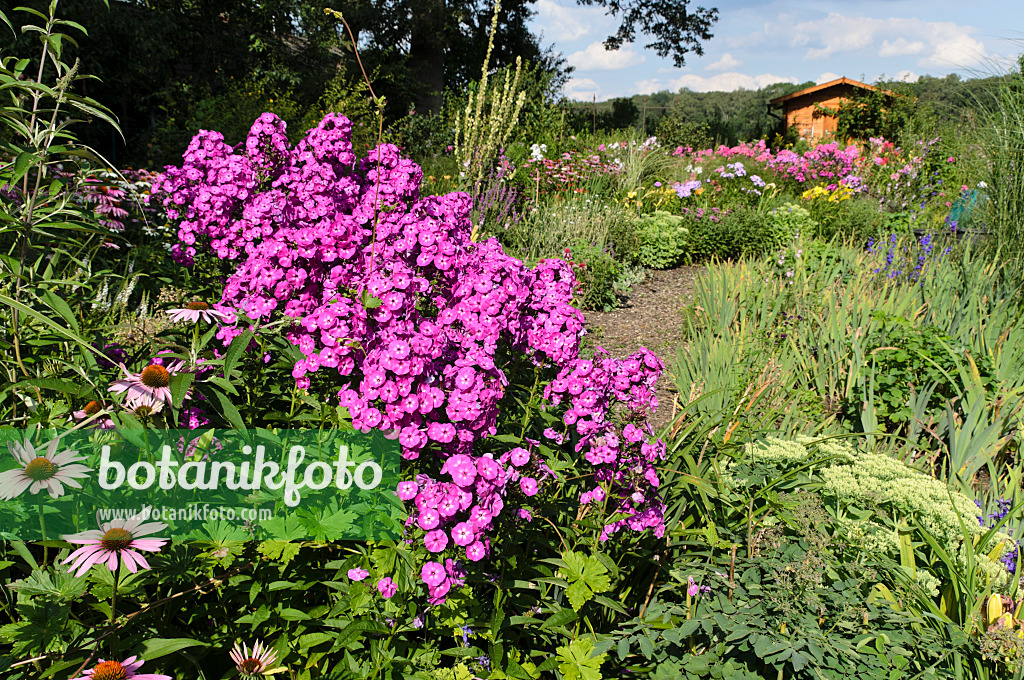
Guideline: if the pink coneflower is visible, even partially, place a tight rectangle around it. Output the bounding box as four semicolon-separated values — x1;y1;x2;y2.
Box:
72;400;116;429
0;437;91;500
62;516;168;577
230;640;280;678
71;656;170;680
165;301;230;324
108;361;183;409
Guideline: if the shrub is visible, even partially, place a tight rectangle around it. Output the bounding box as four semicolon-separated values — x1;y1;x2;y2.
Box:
567;241;620;311
765;202;817;243
686;206;780;262
655;114;713;152
842;313;997;430
635;210;689;269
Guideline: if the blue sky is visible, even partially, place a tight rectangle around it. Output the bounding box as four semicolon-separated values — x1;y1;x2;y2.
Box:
528;0;1024;100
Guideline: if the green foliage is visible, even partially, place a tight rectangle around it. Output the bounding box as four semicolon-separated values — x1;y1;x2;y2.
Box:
804;194;887;241
568;241;620;311
765;203;816;243
636;210;689;268
686;206;782;263
655;113;713;151
844;313;997;431
821;80;919;141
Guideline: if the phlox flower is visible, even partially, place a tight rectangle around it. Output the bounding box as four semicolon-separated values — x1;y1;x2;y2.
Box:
451;522;475;546
0;436;91;500
520;477;539;496
70;656;170;680
424;529;449;552
348;567;369;581
466;540;487;562
508;448;530;467
422;560;446;586
377;577;397;598
396;481;419;500
62;515;168;576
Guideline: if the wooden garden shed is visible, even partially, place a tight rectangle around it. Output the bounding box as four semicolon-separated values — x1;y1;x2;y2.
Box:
769;77;884;142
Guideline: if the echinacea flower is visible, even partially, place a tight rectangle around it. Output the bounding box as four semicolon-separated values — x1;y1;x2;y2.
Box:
62;515;168;576
230;640;280;678
166;301;230;324
109;361;183;409
0;437;91;500
70;656;170;680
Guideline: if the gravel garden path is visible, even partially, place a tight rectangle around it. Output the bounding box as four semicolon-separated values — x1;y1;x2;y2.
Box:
585;266;703;430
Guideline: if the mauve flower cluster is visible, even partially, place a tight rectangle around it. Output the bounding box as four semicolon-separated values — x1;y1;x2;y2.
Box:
673;140;862;189
154;112;667;597
544;347;667;541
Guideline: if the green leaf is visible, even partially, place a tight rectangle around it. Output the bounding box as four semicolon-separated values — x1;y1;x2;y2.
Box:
565;581;591;612
257;540;301;566
4;151;34;187
556;638;606;680
558;550;610;611
223;328;254;378
211;387;246;431
135;637;207;660
169;371;194;411
38;289;79;332
540;608;578;631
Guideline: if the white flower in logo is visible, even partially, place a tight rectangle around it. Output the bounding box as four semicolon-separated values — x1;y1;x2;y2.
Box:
0;437;92;500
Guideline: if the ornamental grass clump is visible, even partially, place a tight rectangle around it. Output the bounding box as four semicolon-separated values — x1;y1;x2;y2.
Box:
155;111;667;598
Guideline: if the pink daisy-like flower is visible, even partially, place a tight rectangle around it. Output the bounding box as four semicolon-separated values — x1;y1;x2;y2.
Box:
0;436;91;500
230;639;280;678
62;515;168;576
70;656;170;680
72;400;115;430
165;301;230;324
108;361;183;409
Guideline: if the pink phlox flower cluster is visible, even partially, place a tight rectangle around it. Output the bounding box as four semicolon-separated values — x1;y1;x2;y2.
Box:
156;112;664;602
545;347;668;540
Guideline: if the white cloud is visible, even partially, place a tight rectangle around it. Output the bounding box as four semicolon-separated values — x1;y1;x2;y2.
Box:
534;0;594;41
634;79;666;95
773;14;988;69
568;41;646;71
893;70;920;82
667;72;798;93
879;38;926;57
816;72;842;84
707;53;743;72
562;77;602;100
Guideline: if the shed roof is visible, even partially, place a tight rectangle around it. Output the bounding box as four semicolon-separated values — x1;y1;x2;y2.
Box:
768;77;882;107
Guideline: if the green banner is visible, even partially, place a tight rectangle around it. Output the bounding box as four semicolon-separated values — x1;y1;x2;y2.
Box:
0;428;403;542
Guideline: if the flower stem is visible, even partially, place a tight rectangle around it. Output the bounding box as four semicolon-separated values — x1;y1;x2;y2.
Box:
109;561;121;654
36;495;47;563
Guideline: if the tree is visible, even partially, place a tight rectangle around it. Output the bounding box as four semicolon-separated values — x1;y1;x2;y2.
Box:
575;0;718;68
